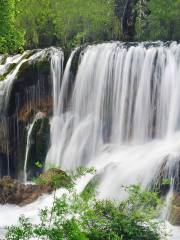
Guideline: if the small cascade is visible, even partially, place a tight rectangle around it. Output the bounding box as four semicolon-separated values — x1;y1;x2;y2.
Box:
46;48;79;168
23;47;64;180
23;112;45;182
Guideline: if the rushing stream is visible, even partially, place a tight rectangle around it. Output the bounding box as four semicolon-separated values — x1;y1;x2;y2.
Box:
0;42;180;239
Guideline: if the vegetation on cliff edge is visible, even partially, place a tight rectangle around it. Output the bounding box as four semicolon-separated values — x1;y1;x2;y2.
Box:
0;0;180;54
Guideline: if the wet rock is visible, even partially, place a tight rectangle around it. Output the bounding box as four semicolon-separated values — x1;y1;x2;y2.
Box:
0;169;72;206
0;48;54;179
25;116;50;180
0;176;51;206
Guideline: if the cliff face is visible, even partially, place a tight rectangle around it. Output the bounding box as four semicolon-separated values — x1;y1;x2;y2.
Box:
0;48;62;180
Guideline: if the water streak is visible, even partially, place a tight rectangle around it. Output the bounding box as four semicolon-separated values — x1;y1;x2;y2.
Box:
24;112;46;181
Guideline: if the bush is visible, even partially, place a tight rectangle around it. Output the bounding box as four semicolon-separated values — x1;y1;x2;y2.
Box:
6;184;165;240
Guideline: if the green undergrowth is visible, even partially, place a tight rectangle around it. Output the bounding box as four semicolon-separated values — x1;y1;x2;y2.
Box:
6;167;168;240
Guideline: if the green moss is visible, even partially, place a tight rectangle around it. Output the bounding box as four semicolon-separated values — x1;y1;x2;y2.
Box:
0;63;17;81
34;60;50;73
0;53;9;64
34;168;73;190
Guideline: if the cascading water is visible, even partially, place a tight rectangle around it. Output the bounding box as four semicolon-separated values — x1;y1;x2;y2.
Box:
47;42;180;220
0;42;180;239
51;50;64;115
47;42;180;239
46;48;78;167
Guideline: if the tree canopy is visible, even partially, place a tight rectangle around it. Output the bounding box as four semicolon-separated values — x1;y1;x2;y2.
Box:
135;0;180;41
0;0;179;54
15;0;120;50
0;0;25;53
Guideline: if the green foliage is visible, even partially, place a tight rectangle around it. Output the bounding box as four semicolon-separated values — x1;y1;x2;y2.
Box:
80;177;99;201
15;0;120;50
6;185;166;240
0;0;25;53
71;166;96;180
136;0;180;40
35;161;43;169
33;168;73;190
162;178;171;187
1;0;179;53
135;0;149;39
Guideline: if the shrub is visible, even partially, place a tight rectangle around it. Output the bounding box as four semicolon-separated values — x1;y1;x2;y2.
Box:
6;184;165;240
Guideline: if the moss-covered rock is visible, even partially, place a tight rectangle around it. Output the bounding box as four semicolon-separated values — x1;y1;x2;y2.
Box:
0;48;61;179
36;168;73;189
170;194;180;226
0;53;9;65
0;63;17;81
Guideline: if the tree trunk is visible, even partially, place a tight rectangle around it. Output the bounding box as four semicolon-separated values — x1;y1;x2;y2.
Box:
122;0;139;41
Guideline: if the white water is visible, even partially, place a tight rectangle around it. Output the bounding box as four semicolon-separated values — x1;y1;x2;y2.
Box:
46;42;180;238
0;42;180;239
51;49;64;115
47;42;180;172
0;177;179;240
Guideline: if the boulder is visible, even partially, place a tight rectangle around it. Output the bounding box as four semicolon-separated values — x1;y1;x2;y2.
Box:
0;169;72;206
0;176;51;206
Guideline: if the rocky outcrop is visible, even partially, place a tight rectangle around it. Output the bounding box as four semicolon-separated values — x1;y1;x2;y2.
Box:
0;169;72;206
25;115;50;180
0;176;52;206
0;48;60;179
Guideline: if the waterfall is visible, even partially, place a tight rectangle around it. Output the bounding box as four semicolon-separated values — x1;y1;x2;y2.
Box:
0;42;180;239
47;42;180;200
46;48;79;168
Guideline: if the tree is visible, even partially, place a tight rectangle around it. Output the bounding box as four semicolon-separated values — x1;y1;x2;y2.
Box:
6;185;163;240
121;0;139;40
0;0;25;53
135;0;150;39
136;0;180;40
15;0;120;50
